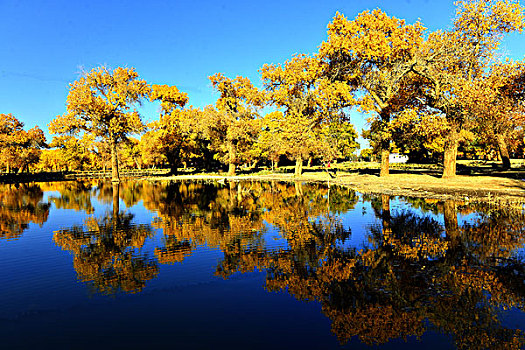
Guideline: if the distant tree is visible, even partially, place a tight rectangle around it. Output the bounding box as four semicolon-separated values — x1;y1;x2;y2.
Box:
0;113;47;173
35;149;63;172
120;137;144;170
322;118;360;161
208;73;265;175
256;111;289;169
48;133;95;171
147;84;208;173
49;66;150;182
261;54;354;175
386;108;450;163
359;148;374;161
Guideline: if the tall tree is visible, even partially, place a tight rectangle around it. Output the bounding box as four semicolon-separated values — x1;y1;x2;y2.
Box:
319;10;425;176
208;73;264;175
469;60;525;168
413;0;524;177
49;66;150;182
147;84;208;173
261;54;354;175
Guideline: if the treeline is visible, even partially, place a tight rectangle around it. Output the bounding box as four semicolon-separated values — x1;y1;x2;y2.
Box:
1;0;524;181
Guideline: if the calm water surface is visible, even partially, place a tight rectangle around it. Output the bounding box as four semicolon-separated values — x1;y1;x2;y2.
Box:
1;180;525;349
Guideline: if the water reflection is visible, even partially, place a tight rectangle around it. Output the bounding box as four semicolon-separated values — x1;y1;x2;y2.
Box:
45;180;96;214
0;183;50;240
5;179;525;348
53;183;158;294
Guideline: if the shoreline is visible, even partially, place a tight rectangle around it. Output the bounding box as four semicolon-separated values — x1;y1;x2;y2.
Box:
146;171;525;205
2;169;524;205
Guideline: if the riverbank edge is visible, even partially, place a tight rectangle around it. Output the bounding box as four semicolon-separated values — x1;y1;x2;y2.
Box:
146;172;525;206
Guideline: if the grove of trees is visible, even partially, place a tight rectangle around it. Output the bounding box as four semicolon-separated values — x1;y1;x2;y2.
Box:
1;0;524;179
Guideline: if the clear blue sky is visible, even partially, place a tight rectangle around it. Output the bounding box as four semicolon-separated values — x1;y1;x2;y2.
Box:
1;0;524;147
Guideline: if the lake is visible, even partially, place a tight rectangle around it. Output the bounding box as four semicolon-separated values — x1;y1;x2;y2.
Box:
1;179;525;349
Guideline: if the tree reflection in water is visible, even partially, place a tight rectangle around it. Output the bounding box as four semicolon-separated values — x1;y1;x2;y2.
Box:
0;183;50;240
216;193;525;349
47;180;525;348
53;182;158;295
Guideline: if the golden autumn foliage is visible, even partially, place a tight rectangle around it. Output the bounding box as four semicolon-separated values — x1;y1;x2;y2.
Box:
412;0;525;176
319;10;425;176
49;66;150;181
0;113;47;173
47;133;96;171
3;1;525;177
143;84;208;173
467;60;525;168
207;73;265;175
149;84;189;115
261;54;355;175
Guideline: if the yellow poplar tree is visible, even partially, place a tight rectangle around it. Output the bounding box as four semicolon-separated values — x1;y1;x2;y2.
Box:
468;60;525;168
318;10;425;176
413;0;524;177
260;54;354;175
49;66;150;182
0;113;47;173
208;73;265;175
147;84;189;173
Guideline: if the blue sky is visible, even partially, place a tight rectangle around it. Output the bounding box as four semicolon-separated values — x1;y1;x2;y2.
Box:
1;0;524;148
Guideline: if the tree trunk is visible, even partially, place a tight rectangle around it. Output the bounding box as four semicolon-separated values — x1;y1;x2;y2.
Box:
227;141;236;176
443;200;459;244
294;156;303;176
237;183;242;203
381;195;391;236
379;109;391;177
380;140;390;177
135;158;142;170
112;182;120;218
307;156;313;168
294;181;303;197
442;131;459;178
496;134;511;170
229;181;236;208
110;136;120;182
6;163;9;174
168;158;178;175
